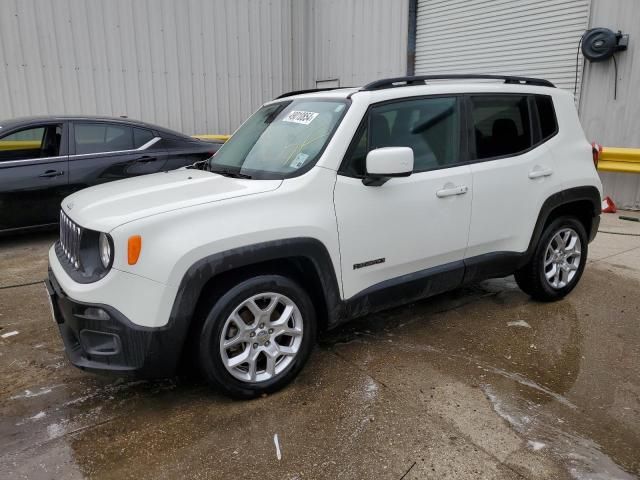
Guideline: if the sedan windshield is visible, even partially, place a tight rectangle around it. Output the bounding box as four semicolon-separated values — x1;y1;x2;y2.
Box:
209;99;348;179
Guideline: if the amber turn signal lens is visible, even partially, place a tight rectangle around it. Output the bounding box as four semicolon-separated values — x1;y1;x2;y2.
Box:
127;235;142;265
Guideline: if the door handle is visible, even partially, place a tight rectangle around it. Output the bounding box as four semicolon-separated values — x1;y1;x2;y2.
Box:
136;156;157;163
436;185;468;198
39;170;64;178
528;168;553;179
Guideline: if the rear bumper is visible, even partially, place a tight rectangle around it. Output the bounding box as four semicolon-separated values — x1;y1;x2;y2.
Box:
46;269;185;378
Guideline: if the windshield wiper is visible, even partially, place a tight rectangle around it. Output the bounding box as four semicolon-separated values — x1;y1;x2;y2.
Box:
187;159;210;171
210;168;253;179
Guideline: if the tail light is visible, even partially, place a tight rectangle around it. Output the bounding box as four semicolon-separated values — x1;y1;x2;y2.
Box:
591;142;602;168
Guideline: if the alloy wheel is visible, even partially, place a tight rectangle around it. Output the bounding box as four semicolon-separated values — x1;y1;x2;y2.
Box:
544;228;582;289
219;292;304;383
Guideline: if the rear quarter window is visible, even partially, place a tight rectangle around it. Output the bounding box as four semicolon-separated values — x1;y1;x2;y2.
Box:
157;136;190;149
535;95;558;141
133;128;155;148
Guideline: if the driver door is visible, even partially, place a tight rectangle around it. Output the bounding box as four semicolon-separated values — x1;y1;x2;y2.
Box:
334;96;473;300
0;122;69;231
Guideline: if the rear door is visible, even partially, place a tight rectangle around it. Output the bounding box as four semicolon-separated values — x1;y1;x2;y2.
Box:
465;94;559;259
68;122;168;191
0;122;69;231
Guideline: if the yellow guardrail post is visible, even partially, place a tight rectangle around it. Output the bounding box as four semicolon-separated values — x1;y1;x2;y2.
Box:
192;134;231;142
0;140;42;151
598;147;640;174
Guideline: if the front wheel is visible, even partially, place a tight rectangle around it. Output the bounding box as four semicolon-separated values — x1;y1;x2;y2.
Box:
198;275;316;399
515;216;588;301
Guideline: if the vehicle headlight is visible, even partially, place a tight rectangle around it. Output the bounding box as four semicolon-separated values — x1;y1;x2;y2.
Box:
99;233;113;269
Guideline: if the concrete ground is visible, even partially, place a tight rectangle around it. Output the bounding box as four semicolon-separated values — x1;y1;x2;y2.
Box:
1;212;639;480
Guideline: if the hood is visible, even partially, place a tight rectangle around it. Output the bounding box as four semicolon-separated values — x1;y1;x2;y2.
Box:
62;169;282;232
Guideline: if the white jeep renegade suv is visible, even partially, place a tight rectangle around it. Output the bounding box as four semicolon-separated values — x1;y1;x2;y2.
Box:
47;75;602;398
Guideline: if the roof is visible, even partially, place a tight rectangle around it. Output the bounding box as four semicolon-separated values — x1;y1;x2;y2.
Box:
272;88;358;101
0;115;192;139
275;81;564;105
274;75;561;103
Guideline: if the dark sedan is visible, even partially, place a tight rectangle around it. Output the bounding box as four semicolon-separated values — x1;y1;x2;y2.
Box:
0;116;222;233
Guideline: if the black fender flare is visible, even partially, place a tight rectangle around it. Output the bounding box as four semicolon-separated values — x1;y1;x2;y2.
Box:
167;238;343;344
523;185;601;264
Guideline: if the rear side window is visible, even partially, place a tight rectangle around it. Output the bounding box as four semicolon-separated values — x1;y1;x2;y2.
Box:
75;123;134;154
342;96;461;176
470;95;532;159
535;95;558;141
133;128;155;148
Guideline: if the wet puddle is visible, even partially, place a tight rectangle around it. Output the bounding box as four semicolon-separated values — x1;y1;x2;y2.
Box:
1;263;639;478
323;271;640;478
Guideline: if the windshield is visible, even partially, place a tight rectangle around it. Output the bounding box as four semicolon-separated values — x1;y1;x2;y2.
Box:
208;99;348;179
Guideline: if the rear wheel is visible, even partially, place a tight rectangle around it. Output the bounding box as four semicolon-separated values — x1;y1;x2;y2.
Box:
515;216;588;301
198;275;316;399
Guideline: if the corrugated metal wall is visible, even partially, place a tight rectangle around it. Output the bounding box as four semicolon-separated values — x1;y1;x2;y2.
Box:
0;0;408;136
414;0;591;92
0;0;294;135
307;0;408;87
579;0;640;209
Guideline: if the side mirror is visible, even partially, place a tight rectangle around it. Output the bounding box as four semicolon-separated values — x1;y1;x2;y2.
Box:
363;147;414;186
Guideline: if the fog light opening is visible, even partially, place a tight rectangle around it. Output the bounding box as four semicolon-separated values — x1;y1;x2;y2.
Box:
80;307;111;321
79;330;121;356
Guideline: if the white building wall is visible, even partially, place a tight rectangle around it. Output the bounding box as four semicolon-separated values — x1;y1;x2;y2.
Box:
0;0;296;135
307;0;408;88
579;0;640;209
0;0;408;136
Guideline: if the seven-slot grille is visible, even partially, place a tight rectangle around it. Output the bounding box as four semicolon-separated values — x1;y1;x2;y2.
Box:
59;210;83;269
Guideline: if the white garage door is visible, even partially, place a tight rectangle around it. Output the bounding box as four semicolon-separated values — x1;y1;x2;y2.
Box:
415;0;591;92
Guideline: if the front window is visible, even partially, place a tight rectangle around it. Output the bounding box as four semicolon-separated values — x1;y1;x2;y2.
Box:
209;99;348;179
0;124;62;161
342;97;461;176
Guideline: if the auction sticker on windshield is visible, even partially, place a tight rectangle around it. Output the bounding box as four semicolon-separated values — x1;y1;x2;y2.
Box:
283;111;319;125
290;152;309;168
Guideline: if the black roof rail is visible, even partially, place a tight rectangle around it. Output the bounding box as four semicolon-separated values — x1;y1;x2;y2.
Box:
276;87;349;99
360;74;555;91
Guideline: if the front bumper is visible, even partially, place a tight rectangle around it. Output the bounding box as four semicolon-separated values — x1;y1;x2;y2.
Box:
46;269;186;378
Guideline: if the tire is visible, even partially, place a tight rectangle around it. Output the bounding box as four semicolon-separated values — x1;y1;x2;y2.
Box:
198;274;316;399
514;216;588;302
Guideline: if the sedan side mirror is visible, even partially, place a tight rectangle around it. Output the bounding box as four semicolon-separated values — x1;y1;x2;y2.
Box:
363;147;414;186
